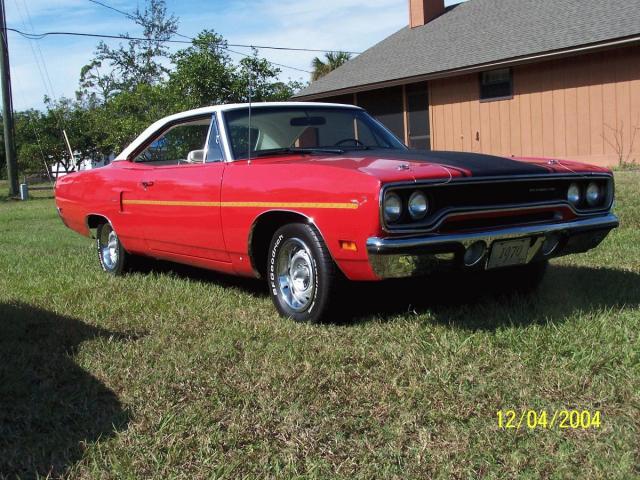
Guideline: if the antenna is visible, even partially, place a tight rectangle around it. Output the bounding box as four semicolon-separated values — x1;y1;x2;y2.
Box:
247;66;253;166
62;129;75;163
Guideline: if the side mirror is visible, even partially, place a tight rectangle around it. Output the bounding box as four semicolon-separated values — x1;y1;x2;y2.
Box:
187;149;206;163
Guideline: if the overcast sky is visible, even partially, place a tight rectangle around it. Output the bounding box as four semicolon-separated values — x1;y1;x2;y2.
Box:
7;0;465;111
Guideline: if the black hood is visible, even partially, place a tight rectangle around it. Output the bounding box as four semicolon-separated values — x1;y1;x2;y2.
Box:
347;149;551;177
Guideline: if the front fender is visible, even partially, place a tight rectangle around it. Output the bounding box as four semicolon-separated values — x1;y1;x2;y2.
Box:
221;161;383;280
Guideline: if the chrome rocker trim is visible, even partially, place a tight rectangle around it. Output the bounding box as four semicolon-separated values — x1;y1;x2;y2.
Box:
367;213;619;279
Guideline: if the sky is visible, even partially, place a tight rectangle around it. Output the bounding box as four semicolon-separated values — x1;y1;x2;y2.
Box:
6;0;465;111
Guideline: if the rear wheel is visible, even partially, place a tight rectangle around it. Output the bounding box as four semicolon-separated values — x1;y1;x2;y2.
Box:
268;223;338;323
96;222;129;275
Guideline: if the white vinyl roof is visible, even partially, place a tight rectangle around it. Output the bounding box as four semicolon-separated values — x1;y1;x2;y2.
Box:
115;102;361;161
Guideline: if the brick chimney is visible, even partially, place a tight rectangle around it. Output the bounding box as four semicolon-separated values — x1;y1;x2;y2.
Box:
409;0;445;28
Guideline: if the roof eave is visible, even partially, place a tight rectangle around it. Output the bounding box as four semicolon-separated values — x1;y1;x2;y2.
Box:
294;34;640;100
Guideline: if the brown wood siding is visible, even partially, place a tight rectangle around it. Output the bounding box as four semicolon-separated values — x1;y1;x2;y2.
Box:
429;46;640;167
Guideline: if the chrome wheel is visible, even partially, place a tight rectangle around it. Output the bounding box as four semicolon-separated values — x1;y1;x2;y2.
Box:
99;225;119;270
276;237;316;312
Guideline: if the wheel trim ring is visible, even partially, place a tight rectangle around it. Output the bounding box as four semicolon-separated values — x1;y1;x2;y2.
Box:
276;238;316;312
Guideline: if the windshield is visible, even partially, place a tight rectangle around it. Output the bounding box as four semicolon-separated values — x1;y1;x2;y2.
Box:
223;106;406;159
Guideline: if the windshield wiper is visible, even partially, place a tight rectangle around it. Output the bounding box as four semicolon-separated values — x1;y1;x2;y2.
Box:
343;145;399;151
252;147;345;158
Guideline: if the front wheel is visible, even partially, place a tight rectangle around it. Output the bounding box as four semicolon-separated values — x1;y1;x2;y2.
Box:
96;223;129;275
268;223;338;323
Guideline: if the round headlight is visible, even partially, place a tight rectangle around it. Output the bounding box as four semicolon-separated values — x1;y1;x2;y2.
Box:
408;191;429;220
586;182;601;207
567;183;581;206
383;192;402;223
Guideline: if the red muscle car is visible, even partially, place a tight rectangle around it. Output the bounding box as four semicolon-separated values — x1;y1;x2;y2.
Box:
55;102;619;322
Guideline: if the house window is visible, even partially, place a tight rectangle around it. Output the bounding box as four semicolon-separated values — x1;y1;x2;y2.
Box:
357;86;404;140
480;68;512;101
406;82;430;150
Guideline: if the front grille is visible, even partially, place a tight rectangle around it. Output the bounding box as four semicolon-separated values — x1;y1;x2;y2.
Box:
438;211;558;233
383;175;612;232
429;179;568;210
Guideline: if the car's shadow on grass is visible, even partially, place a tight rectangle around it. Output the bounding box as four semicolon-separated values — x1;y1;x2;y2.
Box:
132;259;640;330
339;265;640;330
132;257;268;298
0;302;139;478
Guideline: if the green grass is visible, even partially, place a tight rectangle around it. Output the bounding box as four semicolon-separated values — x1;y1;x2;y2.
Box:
0;180;55;202
1;173;639;479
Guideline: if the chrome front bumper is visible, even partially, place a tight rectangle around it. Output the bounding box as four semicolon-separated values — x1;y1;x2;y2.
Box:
366;213;619;279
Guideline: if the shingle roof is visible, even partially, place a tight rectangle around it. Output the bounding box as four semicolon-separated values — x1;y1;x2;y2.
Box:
295;0;640;99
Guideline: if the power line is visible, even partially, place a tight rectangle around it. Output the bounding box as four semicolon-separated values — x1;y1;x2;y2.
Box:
15;0;57;100
12;0;71;170
87;0;133;20
7;26;361;54
224;46;311;74
86;0;361;54
6;27;313;74
87;0;194;41
7;27;192;43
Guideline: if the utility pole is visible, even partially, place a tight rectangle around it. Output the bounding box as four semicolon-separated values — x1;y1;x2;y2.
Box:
0;0;18;197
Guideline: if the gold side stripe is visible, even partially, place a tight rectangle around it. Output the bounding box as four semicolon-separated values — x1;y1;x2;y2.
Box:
222;201;358;209
122;199;358;209
123;200;218;207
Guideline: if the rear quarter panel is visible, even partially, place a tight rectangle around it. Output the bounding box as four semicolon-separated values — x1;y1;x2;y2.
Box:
54;163;146;253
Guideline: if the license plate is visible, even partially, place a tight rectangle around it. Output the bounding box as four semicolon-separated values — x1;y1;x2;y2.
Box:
487;238;531;269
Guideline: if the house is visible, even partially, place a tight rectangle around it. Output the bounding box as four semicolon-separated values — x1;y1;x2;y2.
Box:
50;153;114;178
294;0;640;167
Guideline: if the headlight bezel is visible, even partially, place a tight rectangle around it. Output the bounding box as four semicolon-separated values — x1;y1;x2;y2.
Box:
566;179;611;210
408;191;429;220
585;181;602;207
567;182;582;206
383;191;403;224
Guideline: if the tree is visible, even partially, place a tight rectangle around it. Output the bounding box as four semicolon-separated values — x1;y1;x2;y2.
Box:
13;98;114;176
78;0;178;102
12;106;73;176
168;32;303;111
77;60;118;105
603;121;640;168
14;1;305;172
233;52;303;103
88;83;171;156
167;31;237;110
85;29;303;156
311;51;352;81
14;110;50;175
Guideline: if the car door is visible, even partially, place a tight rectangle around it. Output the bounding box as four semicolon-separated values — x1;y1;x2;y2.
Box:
121;114;230;262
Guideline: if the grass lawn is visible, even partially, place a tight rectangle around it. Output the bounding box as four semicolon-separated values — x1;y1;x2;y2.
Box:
1;173;639;479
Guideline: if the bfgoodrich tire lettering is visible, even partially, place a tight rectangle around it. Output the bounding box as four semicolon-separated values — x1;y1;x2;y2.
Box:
268;223;337;323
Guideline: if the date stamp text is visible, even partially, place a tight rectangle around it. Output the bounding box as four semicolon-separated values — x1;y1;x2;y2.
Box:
497;409;602;430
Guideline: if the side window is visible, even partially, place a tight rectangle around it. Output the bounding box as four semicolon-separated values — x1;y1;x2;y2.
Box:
134;118;211;166
206;115;224;163
228;126;260;159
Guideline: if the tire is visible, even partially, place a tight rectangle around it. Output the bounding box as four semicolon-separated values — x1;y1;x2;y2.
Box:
96;222;129;275
267;223;338;323
486;260;548;293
